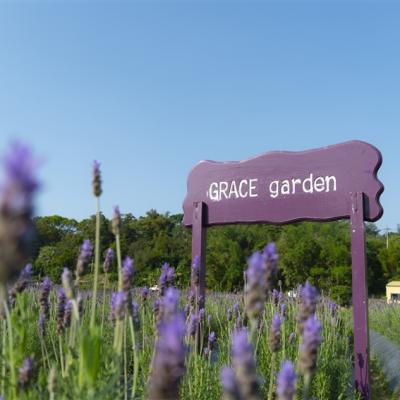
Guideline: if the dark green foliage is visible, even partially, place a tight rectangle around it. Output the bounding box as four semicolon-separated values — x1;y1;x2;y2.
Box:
32;212;392;303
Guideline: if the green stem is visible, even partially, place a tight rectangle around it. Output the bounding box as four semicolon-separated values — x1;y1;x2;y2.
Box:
116;234;123;291
1;319;6;395
124;316;128;400
101;273;108;335
59;336;65;377
4;297;17;399
267;352;276;400
129;317;139;399
303;374;311;400
90;197;101;328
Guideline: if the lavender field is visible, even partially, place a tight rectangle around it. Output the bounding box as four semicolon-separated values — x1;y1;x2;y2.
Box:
0;142;366;399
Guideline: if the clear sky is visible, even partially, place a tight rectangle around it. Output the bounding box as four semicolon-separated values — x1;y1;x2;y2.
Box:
0;1;399;231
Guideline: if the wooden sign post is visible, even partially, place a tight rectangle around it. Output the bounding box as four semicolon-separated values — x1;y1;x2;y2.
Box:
183;140;383;399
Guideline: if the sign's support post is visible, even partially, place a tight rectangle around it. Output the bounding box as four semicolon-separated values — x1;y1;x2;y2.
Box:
191;201;206;310
350;192;370;400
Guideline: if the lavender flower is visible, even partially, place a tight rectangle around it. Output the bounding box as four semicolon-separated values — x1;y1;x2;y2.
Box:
235;315;242;330
103;248;114;273
0;142;40;285
56;288;66;334
131;301;140;330
62;268;75;300
299;315;323;379
147;313;186;400
276;361;297;400
233;302;240;318
159;263;174;295
112;205;121;236
227;309;232;321
18;357;35;388
75;239;93;280
141;287;149;302
262;242;278;293
161;287;180;322
187;288;195;307
10;263;32;302
245;251;266;323
220;367;241;400
269;313;282;352
199;308;205;321
111;291;126;321
328;300;338;318
297;281;319;333
92;160;102;197
208;331;216;352
39;277;51;318
122;257;134;294
184;303;190;317
187;313;198;338
191;255;200;286
272;288;280;304
231;328;261;399
280;303;287;319
63;300;72;328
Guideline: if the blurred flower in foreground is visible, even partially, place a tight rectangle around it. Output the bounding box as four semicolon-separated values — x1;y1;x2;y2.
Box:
231;328;261;400
147;313;186;400
276;361;297;400
0;142;40;285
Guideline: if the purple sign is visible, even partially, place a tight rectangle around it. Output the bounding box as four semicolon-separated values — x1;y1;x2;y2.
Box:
183;140;383;226
183;140;384;400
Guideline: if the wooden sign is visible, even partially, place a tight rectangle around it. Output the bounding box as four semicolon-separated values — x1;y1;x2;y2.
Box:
183;140;383;226
183;140;384;400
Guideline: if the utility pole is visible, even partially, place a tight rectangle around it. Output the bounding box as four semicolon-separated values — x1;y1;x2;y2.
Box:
383;227;391;249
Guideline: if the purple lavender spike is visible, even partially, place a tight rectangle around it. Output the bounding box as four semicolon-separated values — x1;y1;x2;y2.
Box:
297;281;319;333
276;361;297;400
299;315;323;378
0;142;40;285
103;248;114;273
220;367;241;400
111;291;126;321
147;313;186;399
122;257;135;294
112;205;121;235
92;160;102;197
231;328;261;399
245;251;266;322
76;239;93;279
56;288;66;334
18;357;35;388
187;313;198;338
269;313;282;352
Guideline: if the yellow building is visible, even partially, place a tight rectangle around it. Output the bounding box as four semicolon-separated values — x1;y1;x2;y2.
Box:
386;281;400;303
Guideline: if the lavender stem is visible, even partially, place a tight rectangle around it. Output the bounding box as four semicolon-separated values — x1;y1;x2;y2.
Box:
116;234;123;290
129;316;139;399
90;196;101;328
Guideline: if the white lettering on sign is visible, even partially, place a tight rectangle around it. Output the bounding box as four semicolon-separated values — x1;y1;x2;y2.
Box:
208;179;258;201
207;174;336;201
268;173;337;198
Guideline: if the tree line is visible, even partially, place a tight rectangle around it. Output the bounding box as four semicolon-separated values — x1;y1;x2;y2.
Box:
31;210;400;304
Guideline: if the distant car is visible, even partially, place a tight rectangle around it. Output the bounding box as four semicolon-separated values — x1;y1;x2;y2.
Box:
150;285;159;292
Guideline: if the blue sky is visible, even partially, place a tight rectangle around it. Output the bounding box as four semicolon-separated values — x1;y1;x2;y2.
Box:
0;2;399;231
